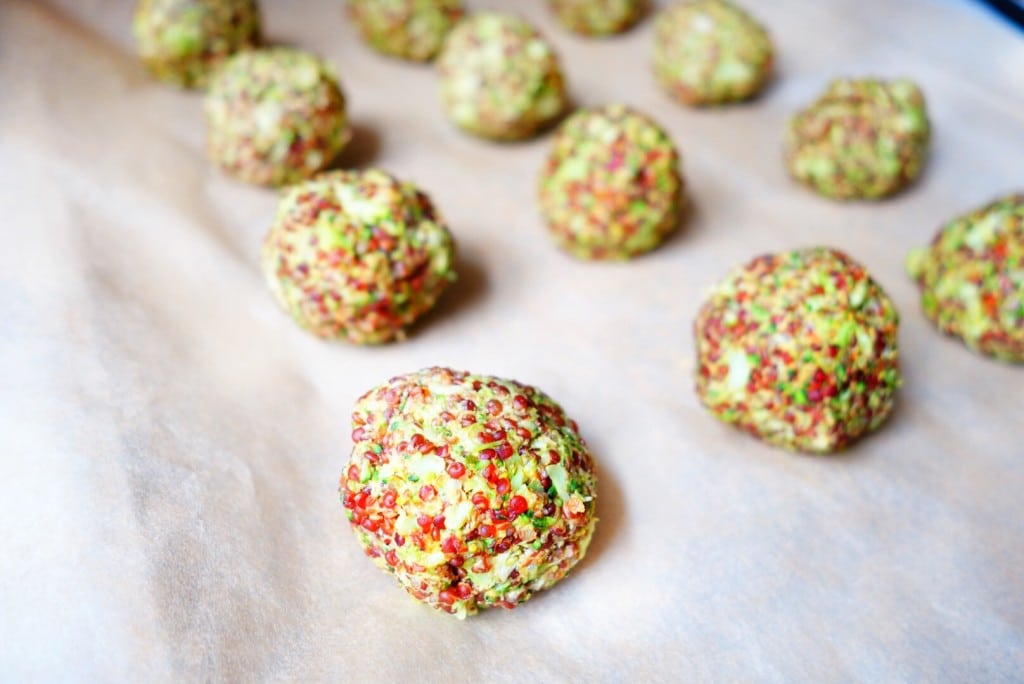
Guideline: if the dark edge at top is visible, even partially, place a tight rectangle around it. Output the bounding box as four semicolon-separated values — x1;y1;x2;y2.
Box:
977;0;1024;30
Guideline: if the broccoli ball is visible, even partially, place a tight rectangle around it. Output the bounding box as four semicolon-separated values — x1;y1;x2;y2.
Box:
548;0;646;36
133;0;260;89
205;47;350;186
261;169;456;344
695;248;901;453
786;78;931;200
347;0;464;62
539;104;683;260
907;194;1024;363
653;0;773;106
437;13;568;141
341;367;598;618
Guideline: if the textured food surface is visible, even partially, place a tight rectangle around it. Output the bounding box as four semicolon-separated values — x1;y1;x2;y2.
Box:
341;367;598;618
695;247;901;453
786;78;931;200
907;194;1024;362
205;47;350;186
133;0;260;88
653;0;773;105
539;104;683;260
261;169;456;344
437;12;567;140
348;0;463;61
548;0;646;36
6;0;1024;681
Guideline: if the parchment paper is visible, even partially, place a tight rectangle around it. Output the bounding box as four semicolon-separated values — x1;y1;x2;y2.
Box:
2;0;1023;681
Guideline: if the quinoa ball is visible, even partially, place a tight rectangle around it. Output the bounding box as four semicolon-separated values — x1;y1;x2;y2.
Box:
133;0;260;89
341;367;598;618
548;0;646;36
906;194;1024;363
695;248;901;453
437;13;568;141
261;169;456;344
653;0;773;106
204;47;350;186
786;78;931;200
538;104;683;260
347;0;464;62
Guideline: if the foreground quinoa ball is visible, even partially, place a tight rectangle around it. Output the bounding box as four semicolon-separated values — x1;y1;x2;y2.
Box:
786;78;931;200
539;104;683;260
548;0;646;36
653;0;773;106
133;0;260;89
347;0;464;62
437;13;568;141
205;48;350;186
261;169;456;344
695;248;901;453
341;367;598;618
907;194;1024;363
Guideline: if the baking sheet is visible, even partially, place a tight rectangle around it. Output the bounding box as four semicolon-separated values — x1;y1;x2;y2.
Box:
2;0;1024;680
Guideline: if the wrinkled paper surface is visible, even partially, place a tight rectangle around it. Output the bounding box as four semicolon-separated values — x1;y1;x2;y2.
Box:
2;0;1024;680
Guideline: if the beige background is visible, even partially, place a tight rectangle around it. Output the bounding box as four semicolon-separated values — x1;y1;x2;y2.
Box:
2;0;1024;680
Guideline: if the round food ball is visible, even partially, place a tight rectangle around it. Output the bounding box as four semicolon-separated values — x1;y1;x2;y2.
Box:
133;0;260;89
695;247;901;453
653;0;773;106
906;194;1024;363
341;367;598;618
786;78;931;200
261;169;456;344
205;47;350;186
538;104;683;260
347;0;464;62
437;13;568;141
548;0;646;36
